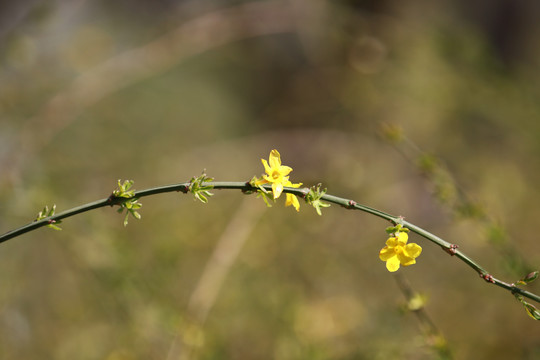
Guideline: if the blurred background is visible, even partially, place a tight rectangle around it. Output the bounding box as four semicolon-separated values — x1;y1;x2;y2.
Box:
1;0;540;358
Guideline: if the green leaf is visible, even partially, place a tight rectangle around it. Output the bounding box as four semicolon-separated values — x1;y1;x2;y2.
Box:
47;222;62;231
48;204;57;216
256;189;274;207
516;271;539;286
386;226;398;234
523;302;540;320
515;294;540;320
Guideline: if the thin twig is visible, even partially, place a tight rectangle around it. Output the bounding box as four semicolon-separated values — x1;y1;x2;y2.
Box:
1;181;539;305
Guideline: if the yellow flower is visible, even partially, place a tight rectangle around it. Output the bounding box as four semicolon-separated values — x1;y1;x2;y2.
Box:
257;149;293;199
379;232;422;272
284;180;302;212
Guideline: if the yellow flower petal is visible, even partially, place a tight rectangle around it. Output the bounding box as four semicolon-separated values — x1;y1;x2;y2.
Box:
261;159;271;174
254;178;268;186
285;181;302;188
379;246;394;261
386;256;401;272
269;149;281;168
286;193;300;211
272;182;284;199
278;165;293;177
386;237;398;247
401;258;417;267
403;243;422;258
398;252;416;266
396;232;408;245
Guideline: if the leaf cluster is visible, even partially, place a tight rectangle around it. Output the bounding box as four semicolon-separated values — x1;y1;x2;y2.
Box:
188;172;214;203
305;183;330;216
35;204;62;231
112;180;142;226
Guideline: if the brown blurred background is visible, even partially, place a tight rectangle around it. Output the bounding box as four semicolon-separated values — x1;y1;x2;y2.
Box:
1;0;540;359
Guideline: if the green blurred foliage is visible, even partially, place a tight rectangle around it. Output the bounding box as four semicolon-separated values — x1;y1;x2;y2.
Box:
1;0;540;359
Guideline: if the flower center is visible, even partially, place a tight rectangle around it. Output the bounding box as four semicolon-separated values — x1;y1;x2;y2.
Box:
271;170;281;180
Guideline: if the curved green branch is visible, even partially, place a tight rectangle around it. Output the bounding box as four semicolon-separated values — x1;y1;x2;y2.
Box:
1;180;539;307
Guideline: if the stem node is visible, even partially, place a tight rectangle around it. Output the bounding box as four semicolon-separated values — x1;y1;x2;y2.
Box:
444;244;459;256
481;273;496;284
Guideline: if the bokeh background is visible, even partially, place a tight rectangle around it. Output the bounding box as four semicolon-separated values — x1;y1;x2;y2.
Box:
1;0;540;359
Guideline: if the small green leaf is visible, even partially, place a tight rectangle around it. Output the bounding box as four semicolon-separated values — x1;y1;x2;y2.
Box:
386;226;398;234
256;190;274;207
47;222;62;231
514;294;540;320
523;302;540;320
516;271;539;286
48;204;57;217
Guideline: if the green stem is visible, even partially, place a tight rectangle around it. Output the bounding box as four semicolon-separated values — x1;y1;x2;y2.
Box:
1;181;539;304
0;182;193;243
